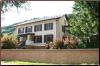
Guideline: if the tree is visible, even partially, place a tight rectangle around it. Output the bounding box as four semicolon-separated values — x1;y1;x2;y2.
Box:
68;1;99;38
1;25;15;35
1;0;27;13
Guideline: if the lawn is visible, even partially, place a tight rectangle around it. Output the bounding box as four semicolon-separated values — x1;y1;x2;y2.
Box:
1;61;99;65
1;61;64;65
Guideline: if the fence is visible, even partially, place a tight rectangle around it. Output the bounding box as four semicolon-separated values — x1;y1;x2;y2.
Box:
1;49;99;64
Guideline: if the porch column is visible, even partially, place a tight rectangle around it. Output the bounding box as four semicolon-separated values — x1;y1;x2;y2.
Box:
42;35;44;44
26;35;34;49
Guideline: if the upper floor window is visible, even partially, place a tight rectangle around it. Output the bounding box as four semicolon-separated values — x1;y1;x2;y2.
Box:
18;28;24;34
34;24;42;32
44;23;53;30
25;26;32;33
62;25;69;33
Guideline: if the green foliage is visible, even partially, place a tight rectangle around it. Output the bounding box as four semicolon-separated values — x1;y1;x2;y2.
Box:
0;33;3;38
1;25;15;35
77;43;86;49
1;0;27;13
68;1;99;38
87;34;99;48
1;35;17;49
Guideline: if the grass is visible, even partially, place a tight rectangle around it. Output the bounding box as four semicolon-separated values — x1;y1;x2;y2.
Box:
1;60;99;65
1;61;63;65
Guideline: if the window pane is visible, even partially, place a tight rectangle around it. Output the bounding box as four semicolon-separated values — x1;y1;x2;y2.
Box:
34;35;42;43
25;27;27;33
18;28;21;34
18;28;24;34
25;26;32;33
44;34;53;43
44;24;46;30
44;23;53;30
34;24;42;32
22;28;24;33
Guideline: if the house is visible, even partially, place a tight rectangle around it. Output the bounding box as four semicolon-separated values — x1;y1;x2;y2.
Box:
14;14;69;48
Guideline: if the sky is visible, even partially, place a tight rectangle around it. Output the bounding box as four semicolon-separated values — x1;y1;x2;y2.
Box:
1;1;75;27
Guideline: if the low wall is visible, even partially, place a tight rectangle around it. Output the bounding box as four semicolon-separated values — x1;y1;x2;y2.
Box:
1;49;99;64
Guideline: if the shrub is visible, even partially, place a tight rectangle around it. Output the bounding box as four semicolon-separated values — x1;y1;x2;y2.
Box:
45;36;81;49
77;43;86;49
63;36;79;49
53;40;64;49
45;40;64;49
63;36;69;49
45;44;50;49
1;35;17;49
87;34;99;48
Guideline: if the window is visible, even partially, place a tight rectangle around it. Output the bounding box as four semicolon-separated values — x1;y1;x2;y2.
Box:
34;35;42;43
18;28;21;34
34;24;42;32
25;26;32;33
44;34;53;43
62;25;70;33
18;28;24;34
44;23;53;30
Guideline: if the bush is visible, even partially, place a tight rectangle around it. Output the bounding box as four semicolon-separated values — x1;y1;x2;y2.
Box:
53;40;64;49
44;44;50;49
77;42;86;49
45;40;64;49
1;35;17;49
88;34;99;48
45;36;81;49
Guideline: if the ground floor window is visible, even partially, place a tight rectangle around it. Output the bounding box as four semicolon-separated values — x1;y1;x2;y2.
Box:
34;35;42;43
44;34;53;43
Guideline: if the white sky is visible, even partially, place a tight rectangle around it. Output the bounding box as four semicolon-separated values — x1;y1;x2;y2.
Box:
1;1;75;27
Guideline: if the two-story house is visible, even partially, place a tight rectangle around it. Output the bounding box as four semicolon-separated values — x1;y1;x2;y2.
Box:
14;14;69;47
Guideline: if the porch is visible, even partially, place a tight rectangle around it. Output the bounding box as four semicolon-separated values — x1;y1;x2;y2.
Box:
17;33;46;49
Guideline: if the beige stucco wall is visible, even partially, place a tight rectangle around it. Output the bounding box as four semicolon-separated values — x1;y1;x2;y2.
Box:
56;16;68;40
